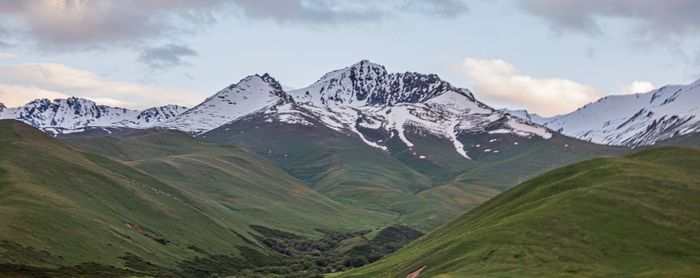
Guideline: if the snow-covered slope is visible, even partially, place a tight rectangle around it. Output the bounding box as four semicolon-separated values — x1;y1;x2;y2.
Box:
538;79;700;147
189;60;552;158
160;74;293;134
0;97;187;135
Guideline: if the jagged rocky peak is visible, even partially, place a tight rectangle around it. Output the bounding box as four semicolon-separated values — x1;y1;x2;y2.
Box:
136;105;189;122
0;97;190;134
290;59;474;107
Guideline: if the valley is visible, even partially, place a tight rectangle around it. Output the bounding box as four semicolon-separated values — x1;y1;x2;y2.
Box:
0;60;698;277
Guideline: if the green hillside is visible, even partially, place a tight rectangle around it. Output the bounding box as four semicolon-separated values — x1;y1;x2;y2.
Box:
0;120;392;276
338;147;700;277
201;118;626;230
654;132;700;148
64;127;390;235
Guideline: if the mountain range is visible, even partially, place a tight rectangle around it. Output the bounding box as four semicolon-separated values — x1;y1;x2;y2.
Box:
2;60;698;152
512;79;700;147
0;97;187;135
2;60;555;160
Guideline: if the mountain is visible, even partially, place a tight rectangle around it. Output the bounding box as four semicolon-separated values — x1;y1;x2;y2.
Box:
194;61;626;230
532;79;700;147
0;97;187;135
163;60;553;160
0;61;629;231
339;146;700;277
160;73;294;134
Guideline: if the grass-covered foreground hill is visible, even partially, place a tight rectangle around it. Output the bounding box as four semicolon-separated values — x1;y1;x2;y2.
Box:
338;147;700;277
0;120;403;276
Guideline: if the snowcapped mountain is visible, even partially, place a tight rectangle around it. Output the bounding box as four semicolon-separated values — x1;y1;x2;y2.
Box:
160;73;294;134
171;60;552;158
533;79;700;147
0;97;187;135
0;60;556;158
289;60;466;107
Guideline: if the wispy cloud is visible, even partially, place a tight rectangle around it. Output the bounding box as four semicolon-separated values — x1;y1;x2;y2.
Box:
459;58;601;117
0;63;203;108
230;0;467;25
138;43;198;71
521;0;700;37
0;52;15;59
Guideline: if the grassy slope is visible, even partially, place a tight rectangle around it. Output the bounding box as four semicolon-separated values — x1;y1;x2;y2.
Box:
65;128;390;236
0;120;249;269
0;120;384;274
202;117;626;230
654;132;700;148
338;147;700;277
201;120;451;231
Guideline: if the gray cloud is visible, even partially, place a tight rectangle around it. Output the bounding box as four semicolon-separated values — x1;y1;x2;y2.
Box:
0;0;468;52
138;44;198;70
0;0;226;51
231;0;382;25
400;0;468;18
230;0;467;25
522;0;700;37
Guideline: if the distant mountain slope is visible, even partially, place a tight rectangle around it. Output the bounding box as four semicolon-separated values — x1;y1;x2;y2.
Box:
0;97;187;135
534;79;700;147
159;73;294;134
339;147;700;277
201;113;626;230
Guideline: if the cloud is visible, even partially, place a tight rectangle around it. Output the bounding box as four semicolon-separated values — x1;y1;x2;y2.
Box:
138;44;198;70
0;84;69;107
0;0;468;52
0;63;203;109
0;52;15;59
459;58;601;117
400;0;468;18
521;0;700;37
0;0;226;51
230;0;467;25
622;80;655;94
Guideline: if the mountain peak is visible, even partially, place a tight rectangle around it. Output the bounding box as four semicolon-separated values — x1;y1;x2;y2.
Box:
161;73;294;134
349;59;387;73
290;60;473;107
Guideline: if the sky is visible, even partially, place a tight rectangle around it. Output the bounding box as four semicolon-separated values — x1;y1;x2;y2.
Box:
0;0;698;117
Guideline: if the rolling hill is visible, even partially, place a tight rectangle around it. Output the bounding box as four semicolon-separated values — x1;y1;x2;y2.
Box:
202;114;627;230
338;147;700;277
0;120;395;276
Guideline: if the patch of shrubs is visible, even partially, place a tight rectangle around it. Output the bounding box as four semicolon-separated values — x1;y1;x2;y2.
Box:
248;224;424;275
